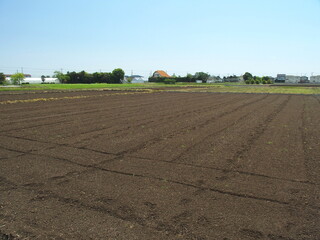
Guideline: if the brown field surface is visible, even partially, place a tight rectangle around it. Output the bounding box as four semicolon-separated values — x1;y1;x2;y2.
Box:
0;89;319;240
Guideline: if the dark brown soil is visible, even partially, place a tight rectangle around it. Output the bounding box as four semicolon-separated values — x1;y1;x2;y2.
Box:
0;90;319;240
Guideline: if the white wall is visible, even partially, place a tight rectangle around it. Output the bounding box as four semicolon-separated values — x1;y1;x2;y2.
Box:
7;77;59;84
310;76;320;83
286;75;300;83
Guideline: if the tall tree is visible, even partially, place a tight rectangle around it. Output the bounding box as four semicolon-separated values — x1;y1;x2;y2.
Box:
111;68;125;83
0;73;5;85
53;71;69;83
243;72;253;81
194;72;210;83
10;73;25;85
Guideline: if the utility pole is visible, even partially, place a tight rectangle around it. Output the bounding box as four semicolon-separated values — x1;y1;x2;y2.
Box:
21;67;23;73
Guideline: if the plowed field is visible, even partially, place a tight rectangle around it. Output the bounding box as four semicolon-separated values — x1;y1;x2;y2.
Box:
0;90;319;240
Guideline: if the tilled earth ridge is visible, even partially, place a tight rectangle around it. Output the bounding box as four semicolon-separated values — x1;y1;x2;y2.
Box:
0;90;319;240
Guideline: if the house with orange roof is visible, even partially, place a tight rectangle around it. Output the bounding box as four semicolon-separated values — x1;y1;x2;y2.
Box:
152;70;171;78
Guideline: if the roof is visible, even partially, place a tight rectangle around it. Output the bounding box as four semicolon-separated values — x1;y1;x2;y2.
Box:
5;74;31;77
154;70;171;78
125;75;143;78
131;75;143;78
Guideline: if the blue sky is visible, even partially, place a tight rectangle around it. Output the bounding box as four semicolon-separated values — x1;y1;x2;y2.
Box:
0;0;319;77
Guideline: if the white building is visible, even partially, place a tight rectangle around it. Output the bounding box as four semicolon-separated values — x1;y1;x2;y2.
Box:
123;75;145;83
310;75;320;83
207;76;223;83
6;77;59;84
276;74;304;83
286;75;300;83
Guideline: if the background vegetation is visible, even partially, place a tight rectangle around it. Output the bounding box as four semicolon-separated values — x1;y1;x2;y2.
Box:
53;68;125;84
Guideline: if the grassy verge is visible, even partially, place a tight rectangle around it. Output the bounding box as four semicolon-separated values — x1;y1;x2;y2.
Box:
1;83;319;95
179;85;320;95
0;82;242;91
0;83;153;91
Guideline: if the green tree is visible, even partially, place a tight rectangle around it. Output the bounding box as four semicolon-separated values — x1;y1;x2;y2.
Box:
11;73;25;85
253;76;262;84
243;72;253;81
111;68;125;83
262;76;270;82
0;73;5;85
126;77;133;83
194;72;210;83
41;75;45;83
53;71;69;83
164;79;176;84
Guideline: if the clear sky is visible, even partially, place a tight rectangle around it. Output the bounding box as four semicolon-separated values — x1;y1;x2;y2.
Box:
0;0;319;78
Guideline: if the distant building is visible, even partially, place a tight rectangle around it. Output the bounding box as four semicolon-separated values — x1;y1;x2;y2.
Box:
275;74;302;83
207;76;222;83
263;76;275;83
223;75;243;82
5;74;31;78
310;75;320;83
10;77;59;84
152;70;171;78
299;76;309;83
286;75;300;83
275;74;286;83
123;75;145;83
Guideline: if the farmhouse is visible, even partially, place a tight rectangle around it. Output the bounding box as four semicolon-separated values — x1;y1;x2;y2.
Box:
152;70;171;78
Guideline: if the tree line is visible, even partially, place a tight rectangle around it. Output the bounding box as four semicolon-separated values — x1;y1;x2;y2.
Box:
149;72;211;83
53;68;125;84
0;72;25;85
243;72;273;84
0;69;125;85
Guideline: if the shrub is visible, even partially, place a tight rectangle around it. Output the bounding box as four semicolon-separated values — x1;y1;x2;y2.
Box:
164;79;176;84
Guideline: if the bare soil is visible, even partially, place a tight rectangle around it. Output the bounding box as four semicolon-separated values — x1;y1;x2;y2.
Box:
0;90;319;240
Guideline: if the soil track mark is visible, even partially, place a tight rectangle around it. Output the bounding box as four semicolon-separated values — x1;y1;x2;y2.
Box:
230;95;291;167
9;148;290;206
170;94;274;162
